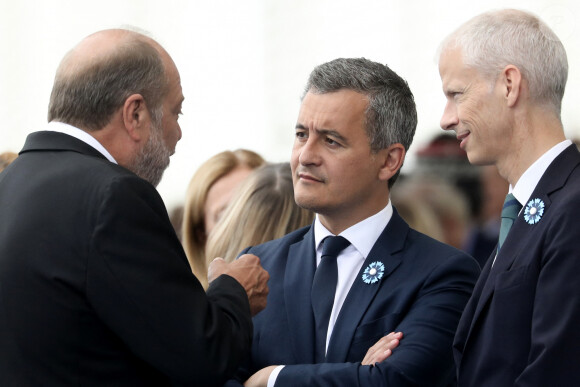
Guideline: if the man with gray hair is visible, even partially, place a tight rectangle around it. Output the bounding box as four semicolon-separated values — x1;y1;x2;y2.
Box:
226;58;479;386
0;29;269;385
439;9;580;386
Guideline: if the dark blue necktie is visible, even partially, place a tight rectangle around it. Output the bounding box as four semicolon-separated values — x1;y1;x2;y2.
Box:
311;235;350;362
498;193;522;252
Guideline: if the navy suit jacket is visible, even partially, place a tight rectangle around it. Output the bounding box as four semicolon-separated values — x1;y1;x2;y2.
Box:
0;131;253;386
453;144;580;386
229;210;480;386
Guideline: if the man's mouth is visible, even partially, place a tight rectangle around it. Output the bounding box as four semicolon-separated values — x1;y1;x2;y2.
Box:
297;172;323;183
457;131;470;149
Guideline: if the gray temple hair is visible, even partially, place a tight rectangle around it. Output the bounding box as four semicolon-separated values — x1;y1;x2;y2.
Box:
48;32;166;130
303;58;418;188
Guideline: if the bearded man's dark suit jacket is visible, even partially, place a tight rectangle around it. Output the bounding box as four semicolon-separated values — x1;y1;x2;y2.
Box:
227;210;480;386
0;131;253;386
453;144;580;386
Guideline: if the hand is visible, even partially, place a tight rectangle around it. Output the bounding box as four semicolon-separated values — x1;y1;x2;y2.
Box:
361;331;403;366
244;365;278;387
208;254;269;316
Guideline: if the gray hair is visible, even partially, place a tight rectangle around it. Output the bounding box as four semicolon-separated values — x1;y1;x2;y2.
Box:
48;35;166;130
439;9;568;115
303;57;417;188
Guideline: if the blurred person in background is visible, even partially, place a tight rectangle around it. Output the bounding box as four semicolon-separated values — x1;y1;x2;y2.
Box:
0;151;17;173
412;132;504;266
462;165;508;268
182;149;264;288
205;162;314;265
391;176;470;250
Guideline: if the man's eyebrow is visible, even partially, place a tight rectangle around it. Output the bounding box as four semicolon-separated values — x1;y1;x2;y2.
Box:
295;124;348;144
444;86;460;94
316;128;348;143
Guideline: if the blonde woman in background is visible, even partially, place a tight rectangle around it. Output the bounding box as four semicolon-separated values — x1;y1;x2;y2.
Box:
182;149;265;287
205;162;314;266
0;151;17;173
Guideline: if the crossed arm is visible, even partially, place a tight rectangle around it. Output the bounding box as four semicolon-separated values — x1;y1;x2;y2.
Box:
244;332;403;387
240;252;478;387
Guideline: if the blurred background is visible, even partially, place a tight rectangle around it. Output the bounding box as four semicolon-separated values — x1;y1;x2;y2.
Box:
1;0;579;211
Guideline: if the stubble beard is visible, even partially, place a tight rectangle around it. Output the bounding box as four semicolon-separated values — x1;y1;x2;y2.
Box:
130;118;171;187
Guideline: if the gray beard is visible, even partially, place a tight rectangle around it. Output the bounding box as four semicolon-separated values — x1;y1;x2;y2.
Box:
130;124;171;187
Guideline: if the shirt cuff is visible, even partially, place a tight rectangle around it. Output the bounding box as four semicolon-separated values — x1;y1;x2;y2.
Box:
267;365;285;387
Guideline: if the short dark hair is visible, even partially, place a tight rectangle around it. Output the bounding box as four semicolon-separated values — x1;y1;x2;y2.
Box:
303;58;417;187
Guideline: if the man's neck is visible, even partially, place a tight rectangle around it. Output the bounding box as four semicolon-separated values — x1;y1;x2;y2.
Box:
318;200;390;235
497;109;565;186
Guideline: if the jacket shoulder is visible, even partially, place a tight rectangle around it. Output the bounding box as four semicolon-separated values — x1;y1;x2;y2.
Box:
406;227;479;267
243;225;312;255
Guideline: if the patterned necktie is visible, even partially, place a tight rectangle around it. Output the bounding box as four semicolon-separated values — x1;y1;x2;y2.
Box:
311;235;350;362
498;193;522;252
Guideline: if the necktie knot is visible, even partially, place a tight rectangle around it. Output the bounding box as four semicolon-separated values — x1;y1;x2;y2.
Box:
501;193;522;221
498;193;522;251
321;236;350;259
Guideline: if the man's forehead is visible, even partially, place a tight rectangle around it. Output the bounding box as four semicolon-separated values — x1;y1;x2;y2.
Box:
439;49;471;83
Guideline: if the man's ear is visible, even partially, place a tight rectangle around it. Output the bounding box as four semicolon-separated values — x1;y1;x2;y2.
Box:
500;65;522;108
122;94;149;141
377;143;406;182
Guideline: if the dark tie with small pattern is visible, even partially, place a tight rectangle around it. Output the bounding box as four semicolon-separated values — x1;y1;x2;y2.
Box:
498;193;522;252
311;235;351;363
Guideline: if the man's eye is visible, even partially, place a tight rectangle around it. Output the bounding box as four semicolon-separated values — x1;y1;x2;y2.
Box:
325;137;341;147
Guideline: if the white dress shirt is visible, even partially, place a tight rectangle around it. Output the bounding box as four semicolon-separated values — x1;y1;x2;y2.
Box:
268;202;393;386
46;121;117;164
510;140;572;206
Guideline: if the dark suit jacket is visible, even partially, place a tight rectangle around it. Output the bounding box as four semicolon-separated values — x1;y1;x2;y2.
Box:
453;144;580;386
228;210;480;386
0;131;253;386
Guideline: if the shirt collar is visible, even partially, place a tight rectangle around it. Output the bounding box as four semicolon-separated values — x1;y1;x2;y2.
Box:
511;139;572;205
46;121;117;164
314;201;393;258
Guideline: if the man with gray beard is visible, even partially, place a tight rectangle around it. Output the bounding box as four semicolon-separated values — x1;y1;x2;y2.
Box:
0;29;269;386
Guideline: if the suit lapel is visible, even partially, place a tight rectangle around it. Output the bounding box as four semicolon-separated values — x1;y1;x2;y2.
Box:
326;210;407;362
454;253;494;363
468;208;532;329
464;145;580;346
284;227;317;363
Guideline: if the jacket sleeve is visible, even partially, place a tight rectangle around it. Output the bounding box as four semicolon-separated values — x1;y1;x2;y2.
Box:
88;175;253;385
275;253;479;387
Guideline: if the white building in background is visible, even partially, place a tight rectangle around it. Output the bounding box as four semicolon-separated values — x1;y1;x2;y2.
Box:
1;0;579;209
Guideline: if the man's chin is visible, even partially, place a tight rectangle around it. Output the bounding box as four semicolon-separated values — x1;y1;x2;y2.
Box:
295;196;321;213
466;152;492;166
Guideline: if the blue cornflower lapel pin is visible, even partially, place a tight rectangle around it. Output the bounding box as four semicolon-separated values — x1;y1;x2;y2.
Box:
362;261;385;284
524;198;545;225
